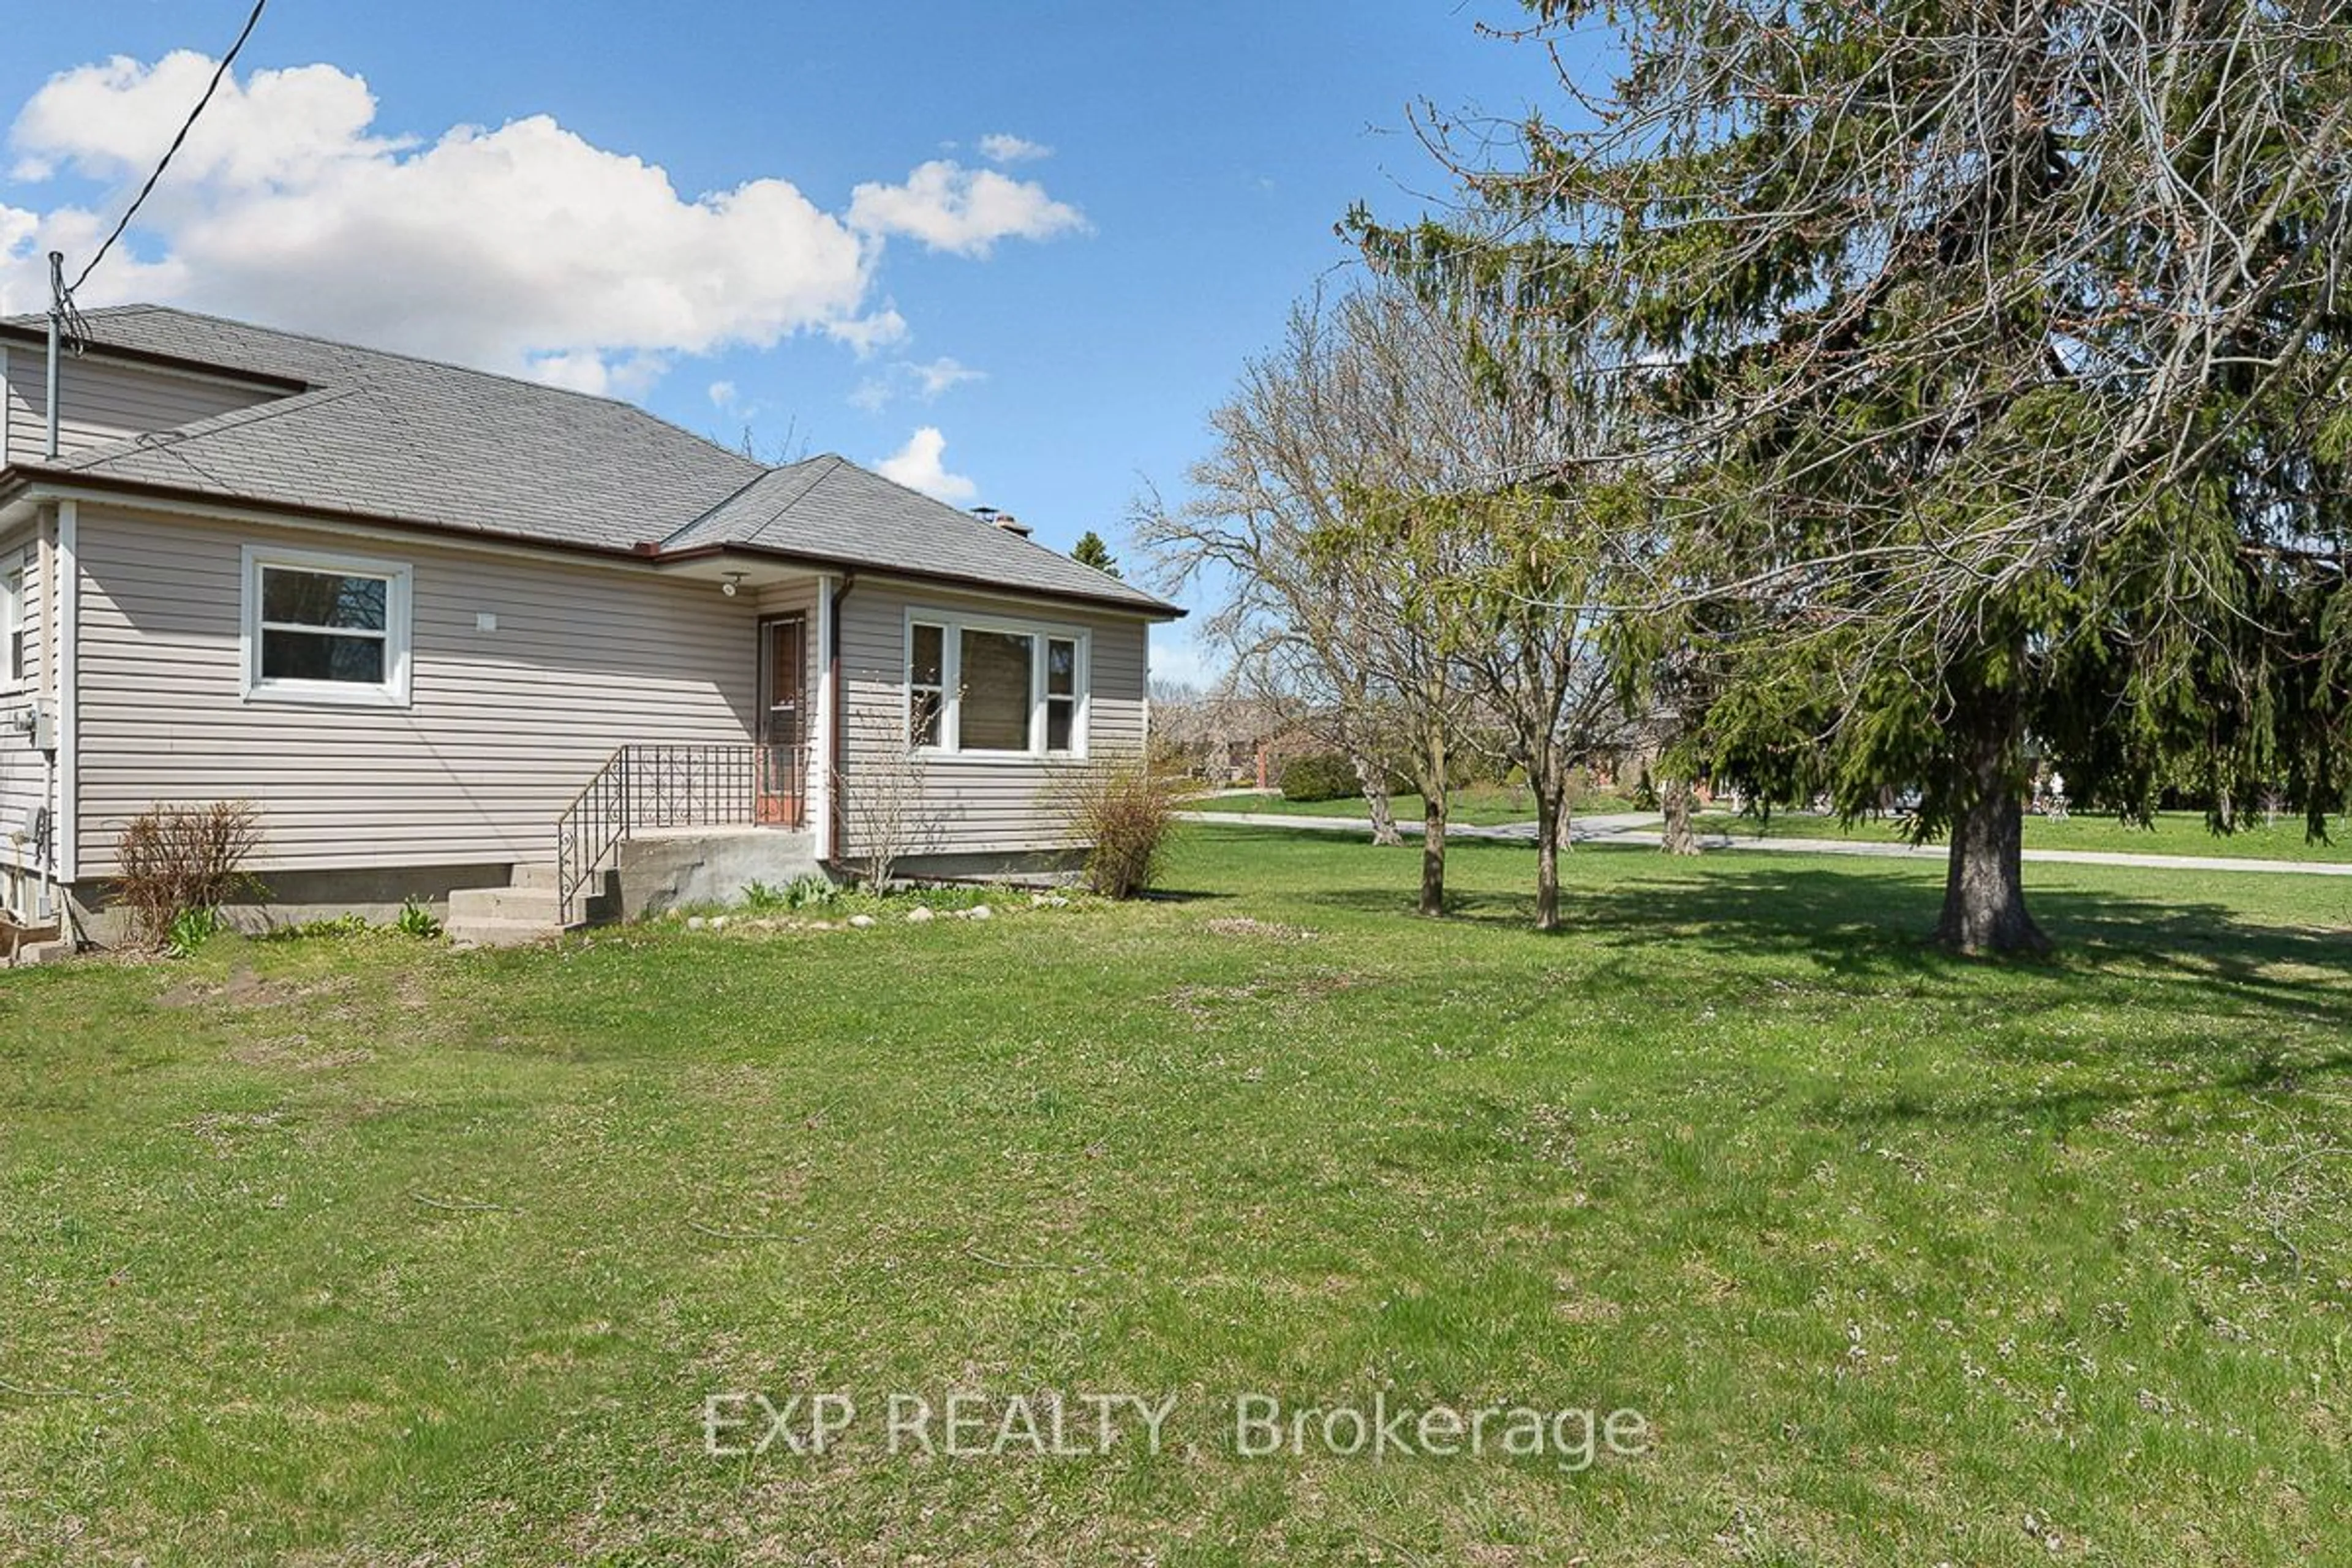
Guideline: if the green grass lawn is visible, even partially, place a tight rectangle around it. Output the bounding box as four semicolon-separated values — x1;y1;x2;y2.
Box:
7;829;2352;1564
1696;807;2352;862
1191;782;1643;827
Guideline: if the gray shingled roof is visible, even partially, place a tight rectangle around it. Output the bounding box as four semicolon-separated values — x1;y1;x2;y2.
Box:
0;304;1175;614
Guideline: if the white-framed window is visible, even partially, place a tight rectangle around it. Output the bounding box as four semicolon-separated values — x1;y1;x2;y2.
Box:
903;609;1089;758
909;620;946;747
240;545;413;707
1044;635;1079;752
1;556;23;690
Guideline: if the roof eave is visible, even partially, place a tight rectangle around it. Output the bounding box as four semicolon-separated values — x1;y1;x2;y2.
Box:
3;467;1188;619
3;466;654;568
658;539;1187;619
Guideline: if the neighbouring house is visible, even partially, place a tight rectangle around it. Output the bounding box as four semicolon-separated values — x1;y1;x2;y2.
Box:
0;305;1180;949
1147;692;1304;789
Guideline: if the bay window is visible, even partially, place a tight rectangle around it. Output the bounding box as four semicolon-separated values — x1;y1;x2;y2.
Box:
905;612;1088;756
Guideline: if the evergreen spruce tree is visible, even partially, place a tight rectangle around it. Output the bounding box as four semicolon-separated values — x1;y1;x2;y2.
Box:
1071;531;1121;578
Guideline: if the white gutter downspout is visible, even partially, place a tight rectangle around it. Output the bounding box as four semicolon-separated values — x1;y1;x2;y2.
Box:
37;520;56;921
812;573;835;859
54;498;78;922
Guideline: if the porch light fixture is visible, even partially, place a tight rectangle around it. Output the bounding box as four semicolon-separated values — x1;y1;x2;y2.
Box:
721;571;745;598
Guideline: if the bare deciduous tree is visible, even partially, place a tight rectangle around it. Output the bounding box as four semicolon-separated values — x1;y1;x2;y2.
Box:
1133;289;1474;875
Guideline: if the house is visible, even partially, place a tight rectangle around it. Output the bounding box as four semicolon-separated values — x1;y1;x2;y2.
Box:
0;305;1180;948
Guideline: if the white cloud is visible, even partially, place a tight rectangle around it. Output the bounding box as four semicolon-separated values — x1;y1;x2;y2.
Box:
978;132;1052;165
708;380;738;409
528;350;620;395
850;355;986;412
875;426;978;505
825;306;908;358
0;203;37;268
10;55;405;186
525;349;668;399
847;160;1087;257
0;53;1086;389
911;356;986;398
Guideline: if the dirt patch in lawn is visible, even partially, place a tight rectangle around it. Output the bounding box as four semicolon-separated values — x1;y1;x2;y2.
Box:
1204;916;1319;943
156;967;356;1012
1169;971;1369;1020
227;1036;376;1073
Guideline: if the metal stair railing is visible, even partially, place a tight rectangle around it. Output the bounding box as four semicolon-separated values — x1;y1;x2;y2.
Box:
552;739;804;925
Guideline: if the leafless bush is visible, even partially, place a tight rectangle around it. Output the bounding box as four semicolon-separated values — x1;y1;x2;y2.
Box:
1057;762;1191;899
112;801;266;949
834;745;935;891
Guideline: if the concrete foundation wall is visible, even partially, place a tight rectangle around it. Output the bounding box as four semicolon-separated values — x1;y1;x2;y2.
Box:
889;848;1087;888
66;862;515;946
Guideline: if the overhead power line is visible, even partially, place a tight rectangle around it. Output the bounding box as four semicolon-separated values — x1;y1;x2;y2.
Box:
67;0;270;297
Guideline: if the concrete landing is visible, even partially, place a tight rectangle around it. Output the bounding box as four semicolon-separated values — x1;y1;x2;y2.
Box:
616;828;823;916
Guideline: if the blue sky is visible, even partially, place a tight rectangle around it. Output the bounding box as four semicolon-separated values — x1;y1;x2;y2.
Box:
0;2;1564;684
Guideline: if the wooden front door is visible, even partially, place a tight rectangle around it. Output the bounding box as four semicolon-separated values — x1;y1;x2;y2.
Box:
756;614;807;826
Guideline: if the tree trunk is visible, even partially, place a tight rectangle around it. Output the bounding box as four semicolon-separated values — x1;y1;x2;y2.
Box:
1420;786;1447;916
1418;730;1448;917
1936;695;2049;957
1534;790;1561;931
1351;752;1405;848
1660;776;1699;856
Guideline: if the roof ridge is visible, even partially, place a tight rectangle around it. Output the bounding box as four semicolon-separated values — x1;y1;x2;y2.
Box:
655;455;848;554
55;383;363;473
654;459;797;550
758;453;846;530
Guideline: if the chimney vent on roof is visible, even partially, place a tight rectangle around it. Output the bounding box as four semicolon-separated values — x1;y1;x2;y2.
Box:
972;506;1032;538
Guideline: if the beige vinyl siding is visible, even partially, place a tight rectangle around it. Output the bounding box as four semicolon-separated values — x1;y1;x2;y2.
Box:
835;579;1150;857
4;352;278;462
753;580;820;619
72;507;771;877
1;527;49;880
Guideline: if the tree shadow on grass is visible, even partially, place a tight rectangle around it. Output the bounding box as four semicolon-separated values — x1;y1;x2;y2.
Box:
1196;818;2348;1000
1291;840;2352;1131
1304;843;2342;982
1820;1040;2352;1136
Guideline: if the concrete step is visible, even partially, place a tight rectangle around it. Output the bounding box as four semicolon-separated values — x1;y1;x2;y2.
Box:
501;864;617;917
448;886;567;924
447;916;566;950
